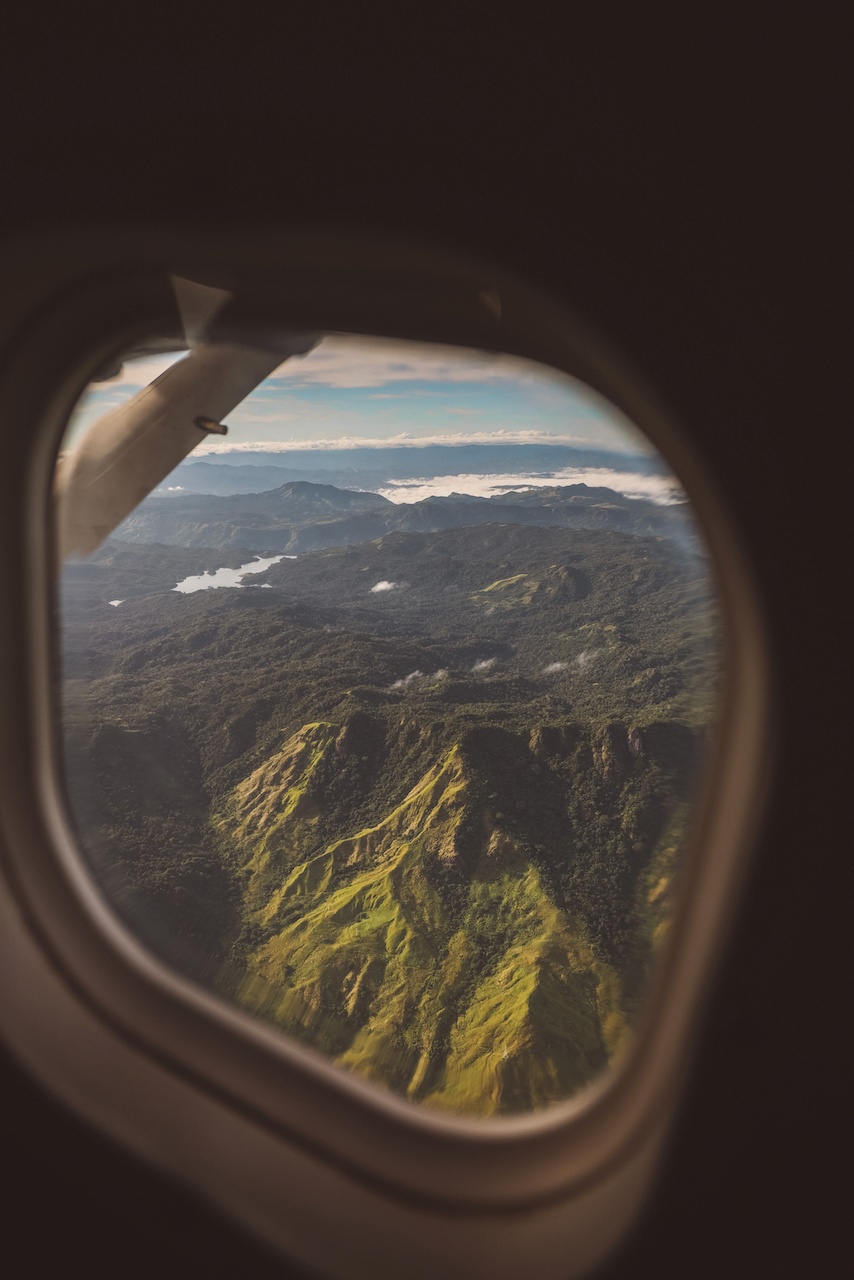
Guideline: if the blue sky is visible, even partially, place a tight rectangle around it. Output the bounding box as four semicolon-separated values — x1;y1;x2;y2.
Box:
62;335;686;503
64;334;651;455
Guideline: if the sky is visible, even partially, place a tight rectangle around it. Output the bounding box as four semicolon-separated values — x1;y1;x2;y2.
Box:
64;334;652;454
62;334;683;503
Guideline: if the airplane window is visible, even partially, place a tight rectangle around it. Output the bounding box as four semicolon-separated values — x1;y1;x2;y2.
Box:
54;300;721;1119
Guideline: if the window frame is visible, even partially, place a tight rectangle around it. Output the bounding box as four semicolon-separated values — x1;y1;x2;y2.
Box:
0;228;773;1278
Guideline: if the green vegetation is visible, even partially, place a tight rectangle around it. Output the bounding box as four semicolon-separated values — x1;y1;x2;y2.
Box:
113;479;700;553
60;517;720;1116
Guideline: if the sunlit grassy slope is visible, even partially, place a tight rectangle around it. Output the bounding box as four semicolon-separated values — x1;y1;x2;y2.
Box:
61;522;717;1115
214;719;685;1114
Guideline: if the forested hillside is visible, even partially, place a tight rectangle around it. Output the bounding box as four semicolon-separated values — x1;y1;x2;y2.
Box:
60;520;719;1115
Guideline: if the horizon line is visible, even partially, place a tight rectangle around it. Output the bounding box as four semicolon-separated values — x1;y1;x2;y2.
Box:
193;433;649;456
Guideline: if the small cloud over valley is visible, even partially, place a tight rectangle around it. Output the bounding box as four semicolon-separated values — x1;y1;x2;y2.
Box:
391;669;447;689
574;650;600;671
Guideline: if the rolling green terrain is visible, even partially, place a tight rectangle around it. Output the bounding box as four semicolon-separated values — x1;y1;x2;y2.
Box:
60;515;719;1116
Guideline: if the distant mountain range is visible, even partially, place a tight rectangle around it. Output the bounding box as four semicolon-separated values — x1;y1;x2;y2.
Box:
116;478;698;553
171;442;669;495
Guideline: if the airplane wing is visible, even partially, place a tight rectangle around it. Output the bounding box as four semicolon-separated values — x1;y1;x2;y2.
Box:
54;276;318;561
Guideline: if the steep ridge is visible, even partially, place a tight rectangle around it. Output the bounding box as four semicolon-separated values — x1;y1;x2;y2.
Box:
212;716;689;1115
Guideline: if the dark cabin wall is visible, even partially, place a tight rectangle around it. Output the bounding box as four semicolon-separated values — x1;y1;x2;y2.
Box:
0;14;845;1278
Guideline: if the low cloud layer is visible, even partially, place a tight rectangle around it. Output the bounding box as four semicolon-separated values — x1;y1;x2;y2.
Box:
472;657;497;671
374;467;684;506
370;580;405;593
194;430;646;454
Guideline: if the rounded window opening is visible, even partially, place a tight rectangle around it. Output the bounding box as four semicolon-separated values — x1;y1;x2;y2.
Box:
54;280;722;1119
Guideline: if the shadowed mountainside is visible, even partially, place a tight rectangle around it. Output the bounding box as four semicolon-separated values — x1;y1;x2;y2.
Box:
59;522;718;1115
113;479;697;553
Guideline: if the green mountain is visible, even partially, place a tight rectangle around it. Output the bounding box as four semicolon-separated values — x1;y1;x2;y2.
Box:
214;717;689;1114
112;479;697;552
60;522;718;1115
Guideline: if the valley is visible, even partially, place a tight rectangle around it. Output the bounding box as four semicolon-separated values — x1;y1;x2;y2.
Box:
59;482;720;1116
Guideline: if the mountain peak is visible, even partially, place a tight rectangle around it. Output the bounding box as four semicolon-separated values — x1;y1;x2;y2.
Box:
273;480;392;508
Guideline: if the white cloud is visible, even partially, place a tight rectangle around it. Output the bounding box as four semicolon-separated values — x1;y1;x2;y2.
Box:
194;429;652;456
256;337;624;418
368;390;455;400
392;669;424;686
542;662;567;673
574;650;600;671
472;658;497;671
262;335;523;390
372;467;685;506
391;669;447;689
370;580;404;593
